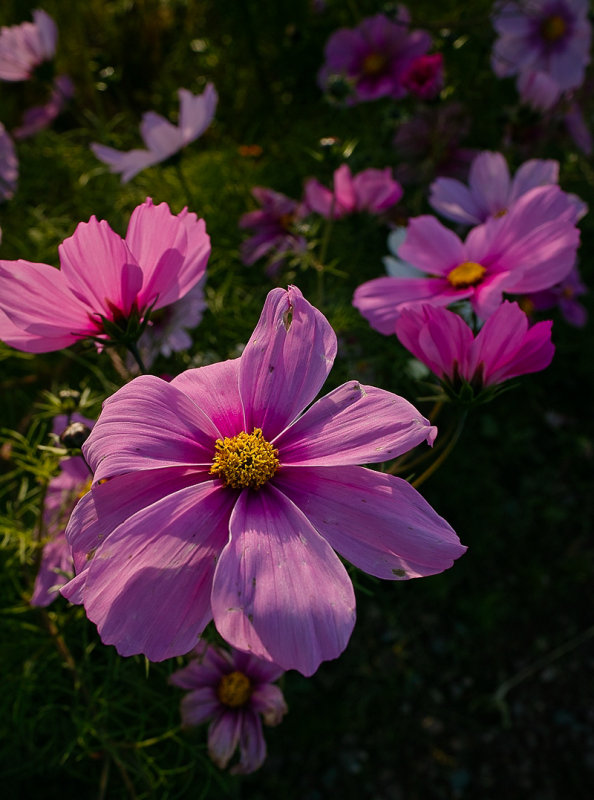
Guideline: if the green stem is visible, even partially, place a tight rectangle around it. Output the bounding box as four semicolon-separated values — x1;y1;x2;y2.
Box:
411;411;467;489
175;160;195;208
126;341;147;375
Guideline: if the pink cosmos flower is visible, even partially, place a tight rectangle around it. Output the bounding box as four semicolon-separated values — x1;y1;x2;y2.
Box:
239;187;307;273
61;286;465;676
0;198;210;354
401;53;444;99
318;10;431;103
429;151;586;226
0;9;57;82
517;68;564;110
170;642;287;774
524;264;588;327
395;302;555;397
564;100;593;155
31;414;94;607
91;84;218;183
304;164;403;219
13;74;74;140
491;0;591;92
0;122;18;202
353;184;580;334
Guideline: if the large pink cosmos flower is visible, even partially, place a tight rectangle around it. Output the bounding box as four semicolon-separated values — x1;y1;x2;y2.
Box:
239;187;307;273
395;302;555;397
31;414;94;607
0;9;57;82
429;151;586;226
61;286;465;676
304;164;403;219
91;84;218;183
0;198;210;354
353;184;580;334
491;0;591;92
318;10;431;103
170;642;287;774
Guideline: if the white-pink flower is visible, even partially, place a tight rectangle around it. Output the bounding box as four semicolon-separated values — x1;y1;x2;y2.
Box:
0;9;57;82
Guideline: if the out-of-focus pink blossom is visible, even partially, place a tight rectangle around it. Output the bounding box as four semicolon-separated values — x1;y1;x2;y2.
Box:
517;69;563;110
401;53;444;99
0;9;57;82
0;198;211;353
13;74;74;140
304;164;403;219
353;185;580;333
318;10;431;103
491;0;591;93
395;301;555;394
61;286;465;676
564;101;593;155
0;123;18;202
429;150;586;226
91;84;218;183
170;642;288;775
524;265;588;327
239;187;307;273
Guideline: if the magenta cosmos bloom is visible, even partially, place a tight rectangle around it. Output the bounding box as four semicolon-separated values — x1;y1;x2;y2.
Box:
61;286;465;676
31;414;94;607
170;642;287;774
91;84;218;183
491;0;591;92
0;198;210;353
353;184;580;334
304;164;403;219
318;10;431;103
401;53;444;99
239;187;307;272
0;9;57;82
429;151;586;226
395;301;554;396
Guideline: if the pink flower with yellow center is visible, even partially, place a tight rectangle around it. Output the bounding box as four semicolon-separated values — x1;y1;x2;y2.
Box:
61;286;465;676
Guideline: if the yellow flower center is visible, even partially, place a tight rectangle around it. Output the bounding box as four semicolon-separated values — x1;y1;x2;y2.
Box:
210;428;279;490
541;14;566;41
76;478;93;500
217;671;252;708
447;261;486;289
361;52;387;77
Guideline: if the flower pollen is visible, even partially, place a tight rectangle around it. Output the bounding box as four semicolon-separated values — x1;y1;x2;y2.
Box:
217;670;252;708
361;52;387;76
540;14;567;42
448;261;486;289
210;428;280;490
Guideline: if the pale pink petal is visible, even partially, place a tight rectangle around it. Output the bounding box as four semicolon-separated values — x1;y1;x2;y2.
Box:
487;320;554;384
175;208;211;294
398;216;467;275
32;10;57;60
395;304;472;379
0;307;82;353
59;217;144;317
208;712;242;769
303;178;339;218
90;143;161;183
508;159;559;204
232;709;267;774
276;381;435;466
275;466;466;579
352;167;403;212
83;376;220;481
30;532;73;607
240;286;337;440
171;359;243;438
79;481;234;660
332;164;356;214
429;177;483;225
250;683;288;726
178;84;218;143
468;152;510;218
179;688;220;726
212;485;356;676
139;110;183;158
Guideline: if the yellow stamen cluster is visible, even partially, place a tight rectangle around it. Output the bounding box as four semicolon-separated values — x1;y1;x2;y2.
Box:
76;478;93;500
361;52;387;77
541;14;566;41
447;261;486;289
217;671;252;708
210;428;280;490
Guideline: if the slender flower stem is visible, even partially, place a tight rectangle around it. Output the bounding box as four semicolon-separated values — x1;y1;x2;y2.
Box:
175;160;195;209
411;410;467;489
315;201;336;307
126;341;147;375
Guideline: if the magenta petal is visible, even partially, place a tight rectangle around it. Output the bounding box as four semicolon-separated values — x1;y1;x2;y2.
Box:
398;216;466;275
59;217;144;317
84;376;220;481
276;466;466;579
80;481;234;660
250;683;288;726
90;143;161;183
212;485;356;676
170;359;244;437
233;709;267;775
240;286;337;440
276;381;435;466
179;687;220;727
468;151;510;218
429;177;483;225
208;711;242;770
30;533;73;607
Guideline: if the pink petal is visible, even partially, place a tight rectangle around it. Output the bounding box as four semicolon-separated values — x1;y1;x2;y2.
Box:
276;381;435;466
179;688;220;726
212;485;356;676
30;532;73;607
250;683;288;726
332;164;356;214
508;159;559;205
170;359;244;437
398;216;467;275
233;709;267;775
276;466;466;579
429;177;484;225
59;217;144;318
178;84;218;143
90;143;161;184
79;481;234;660
139;111;184;158
240;286;337;440
303;177;337;218
83;376;220;481
208;711;242;769
395;304;472;379
468;151;510;218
